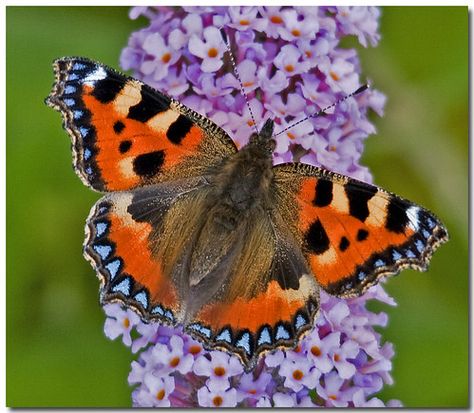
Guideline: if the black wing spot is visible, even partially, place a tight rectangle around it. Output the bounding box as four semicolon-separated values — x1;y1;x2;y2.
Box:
339;236;350;252
305;219;330;255
119;140;132;154
345;181;377;222
91;77;124;104
167;115;193;145
386;197;410;233
127;89;170;122
113;120;125;134
313;180;333;207
133;151;165;177
357;229;369;241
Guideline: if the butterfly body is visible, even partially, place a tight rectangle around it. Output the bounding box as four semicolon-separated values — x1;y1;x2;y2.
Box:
46;57;448;370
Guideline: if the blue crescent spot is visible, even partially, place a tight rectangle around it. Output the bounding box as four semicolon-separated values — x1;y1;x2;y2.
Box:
85;167;93;175
374;259;385;268
73;110;83;120
275;325;290;340
415;240;424;253
64;85;76;94
79;126;89;138
151;305;164;315
164;310;174;322
236;332;251;354
134;291;148;309
189;324;211;338
406;249;416;258
112;278;130;296
422;229;431;239
84;148;92;160
95;222;107;237
295;314;307;330
357;271;366;281
344;281;353;291
73;62;86;70
93;244;112;260
257;328;272;346
426;218;435;229
63;98;75;107
216;329;232;343
98;206;108;214
392;250;402;260
68;73;79;81
105;259;121;279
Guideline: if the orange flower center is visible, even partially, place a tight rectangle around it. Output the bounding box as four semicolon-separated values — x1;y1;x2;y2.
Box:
208;47;218;58
270;15;283;24
247;120;255;127
329;394;337;400
305;50;312;58
122;318;130;328
333;354;340;362
161;52;171;64
239;19;249;26
169;357;180;367
311;346;321;356
188;345;202;355
329;145;337;151
285;64;295;73
213;396;223;407
243;81;254;87
214;366;226;377
287;132;296;140
248;389;257;395
156;389;165;400
293;369;304;381
330;71;340;81
291;29;301;37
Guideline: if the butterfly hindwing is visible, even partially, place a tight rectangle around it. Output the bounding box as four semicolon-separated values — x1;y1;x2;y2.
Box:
273;162;449;297
83;177;209;323
186;212;320;370
46;57;237;192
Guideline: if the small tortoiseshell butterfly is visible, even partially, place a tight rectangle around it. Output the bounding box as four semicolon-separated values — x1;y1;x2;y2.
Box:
46;57;448;371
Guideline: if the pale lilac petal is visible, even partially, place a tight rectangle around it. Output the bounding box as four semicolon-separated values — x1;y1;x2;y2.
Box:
273;392;295;407
188;35;206;59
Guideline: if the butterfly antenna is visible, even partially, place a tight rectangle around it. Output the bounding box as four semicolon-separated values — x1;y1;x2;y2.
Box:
219;28;259;135
273;84;370;138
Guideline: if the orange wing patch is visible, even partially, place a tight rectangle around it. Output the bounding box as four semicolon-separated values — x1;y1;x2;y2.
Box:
81;84;205;191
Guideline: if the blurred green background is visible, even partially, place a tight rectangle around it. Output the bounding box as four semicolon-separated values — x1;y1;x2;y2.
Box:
6;6;468;408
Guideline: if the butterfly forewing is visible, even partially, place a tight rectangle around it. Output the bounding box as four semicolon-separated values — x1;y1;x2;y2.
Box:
273;162;449;297
46;57;237;192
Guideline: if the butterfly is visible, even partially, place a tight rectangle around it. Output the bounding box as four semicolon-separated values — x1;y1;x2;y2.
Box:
46;57;448;371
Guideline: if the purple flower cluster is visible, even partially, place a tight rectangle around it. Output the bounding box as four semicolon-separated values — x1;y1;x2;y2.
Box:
104;284;401;407
121;6;386;183
106;5;400;407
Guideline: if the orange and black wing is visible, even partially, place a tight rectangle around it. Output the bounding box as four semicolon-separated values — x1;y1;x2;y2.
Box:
273;162;449;297
46;57;237;192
